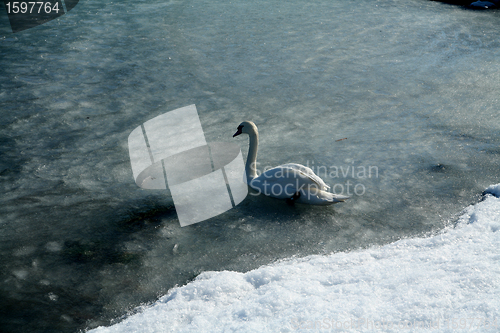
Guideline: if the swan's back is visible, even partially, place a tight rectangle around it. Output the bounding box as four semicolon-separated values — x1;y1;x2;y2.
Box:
279;163;330;191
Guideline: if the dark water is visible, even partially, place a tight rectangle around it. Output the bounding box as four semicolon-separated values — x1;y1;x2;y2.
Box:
1;0;500;332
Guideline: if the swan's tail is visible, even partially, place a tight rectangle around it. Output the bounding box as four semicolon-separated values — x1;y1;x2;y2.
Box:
323;191;350;203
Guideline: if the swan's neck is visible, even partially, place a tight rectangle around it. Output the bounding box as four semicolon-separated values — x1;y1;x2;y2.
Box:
246;131;258;181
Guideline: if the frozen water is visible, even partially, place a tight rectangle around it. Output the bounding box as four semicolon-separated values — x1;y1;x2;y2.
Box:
90;185;500;332
1;0;500;332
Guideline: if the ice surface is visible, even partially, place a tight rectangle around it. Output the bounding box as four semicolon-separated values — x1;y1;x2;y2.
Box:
91;185;500;332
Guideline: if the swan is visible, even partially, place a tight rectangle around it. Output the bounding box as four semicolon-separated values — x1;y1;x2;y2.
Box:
233;121;349;205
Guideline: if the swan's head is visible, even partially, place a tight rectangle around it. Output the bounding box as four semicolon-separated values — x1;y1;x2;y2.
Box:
233;121;258;138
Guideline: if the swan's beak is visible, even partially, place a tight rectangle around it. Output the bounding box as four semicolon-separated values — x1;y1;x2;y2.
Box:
233;128;242;137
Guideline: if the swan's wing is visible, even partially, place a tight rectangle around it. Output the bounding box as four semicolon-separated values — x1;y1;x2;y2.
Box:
249;167;319;199
279;163;330;190
249;164;349;202
251;164;329;194
297;189;350;205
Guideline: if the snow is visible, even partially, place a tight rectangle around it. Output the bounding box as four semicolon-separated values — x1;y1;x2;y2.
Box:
90;186;500;332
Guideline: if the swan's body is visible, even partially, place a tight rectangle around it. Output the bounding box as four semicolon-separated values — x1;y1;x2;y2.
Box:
233;121;349;205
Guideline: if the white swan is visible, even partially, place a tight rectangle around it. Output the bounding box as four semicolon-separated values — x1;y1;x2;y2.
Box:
233;121;349;205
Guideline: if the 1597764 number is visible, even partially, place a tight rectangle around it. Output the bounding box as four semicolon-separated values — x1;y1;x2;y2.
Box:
5;2;60;14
